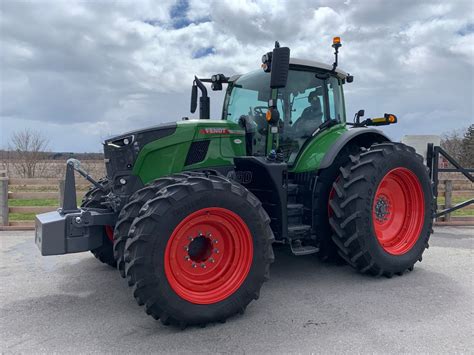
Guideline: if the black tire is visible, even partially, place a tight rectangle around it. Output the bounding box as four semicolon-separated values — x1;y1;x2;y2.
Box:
329;143;434;277
114;173;204;278
81;179;116;267
313;144;358;262
123;174;274;327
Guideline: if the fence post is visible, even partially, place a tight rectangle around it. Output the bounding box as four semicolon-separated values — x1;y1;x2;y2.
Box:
0;176;9;226
58;179;65;207
444;180;452;222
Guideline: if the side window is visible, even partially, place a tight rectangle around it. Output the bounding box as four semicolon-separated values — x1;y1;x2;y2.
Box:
327;77;345;122
290;88;325;125
226;88;260;123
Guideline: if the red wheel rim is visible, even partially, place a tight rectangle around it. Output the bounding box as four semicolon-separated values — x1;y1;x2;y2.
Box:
164;207;253;304
328;175;341;218
372;167;425;255
105;225;114;242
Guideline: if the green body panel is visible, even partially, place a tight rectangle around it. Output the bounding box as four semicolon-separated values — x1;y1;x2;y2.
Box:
133;120;245;184
289;124;348;173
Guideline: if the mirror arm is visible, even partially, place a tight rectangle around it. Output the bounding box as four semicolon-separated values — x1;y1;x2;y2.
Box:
194;76;208;97
194;76;210;120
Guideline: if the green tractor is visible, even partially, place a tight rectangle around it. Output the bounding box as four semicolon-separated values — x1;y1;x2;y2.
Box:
36;39;434;327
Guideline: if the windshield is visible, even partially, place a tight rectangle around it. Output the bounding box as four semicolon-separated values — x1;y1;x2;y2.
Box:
223;69;346;162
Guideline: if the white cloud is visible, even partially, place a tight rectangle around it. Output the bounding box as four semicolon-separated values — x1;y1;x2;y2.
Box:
0;0;473;152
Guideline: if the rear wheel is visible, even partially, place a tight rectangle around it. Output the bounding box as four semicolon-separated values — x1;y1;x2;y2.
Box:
313;145;358;262
329;143;434;277
81;179;116;267
124;174;274;327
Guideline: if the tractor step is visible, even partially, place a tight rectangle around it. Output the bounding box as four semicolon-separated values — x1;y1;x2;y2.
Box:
287;183;299;203
287;203;304;224
287;183;298;195
290;242;319;256
287;203;304;215
288;224;311;239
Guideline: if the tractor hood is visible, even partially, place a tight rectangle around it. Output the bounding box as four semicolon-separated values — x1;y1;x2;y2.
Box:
102;122;178;183
103;119;245;186
103;122;178;148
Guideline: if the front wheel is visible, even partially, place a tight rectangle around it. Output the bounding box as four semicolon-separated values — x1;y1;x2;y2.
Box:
124;174;274;327
329;143;434;277
81;179;116;267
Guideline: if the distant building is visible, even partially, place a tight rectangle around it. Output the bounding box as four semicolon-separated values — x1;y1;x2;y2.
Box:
401;135;441;164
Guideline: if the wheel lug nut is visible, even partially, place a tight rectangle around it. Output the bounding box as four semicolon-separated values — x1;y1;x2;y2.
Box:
209;258;215;263
213;240;218;244
183;246;189;251
207;232;212;237
201;263;206;268
192;263;197;268
185;256;190;261
214;248;219;254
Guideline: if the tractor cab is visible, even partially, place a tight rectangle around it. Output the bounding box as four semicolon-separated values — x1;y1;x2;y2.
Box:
222;60;349;163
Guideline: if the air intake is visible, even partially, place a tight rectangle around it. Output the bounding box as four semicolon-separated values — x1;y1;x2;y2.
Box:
185;140;210;166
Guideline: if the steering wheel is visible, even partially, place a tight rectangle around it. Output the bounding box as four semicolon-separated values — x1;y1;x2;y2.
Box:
251;106;269;135
253;106;268;116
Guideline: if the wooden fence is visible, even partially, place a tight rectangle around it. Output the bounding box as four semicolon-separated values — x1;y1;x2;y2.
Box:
0;173;472;231
435;178;474;225
0;173;90;230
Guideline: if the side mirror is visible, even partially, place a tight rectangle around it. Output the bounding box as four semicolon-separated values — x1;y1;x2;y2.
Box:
190;84;197;113
270;46;290;89
355;109;364;124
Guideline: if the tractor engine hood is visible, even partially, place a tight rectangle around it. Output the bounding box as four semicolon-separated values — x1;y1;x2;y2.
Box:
103;122;177;148
103;122;177;179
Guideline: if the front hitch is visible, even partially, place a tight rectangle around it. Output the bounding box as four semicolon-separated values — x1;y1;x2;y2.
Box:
61;159;108;213
35;160;117;256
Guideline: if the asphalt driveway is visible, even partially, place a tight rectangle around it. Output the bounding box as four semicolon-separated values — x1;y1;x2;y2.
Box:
1;227;473;353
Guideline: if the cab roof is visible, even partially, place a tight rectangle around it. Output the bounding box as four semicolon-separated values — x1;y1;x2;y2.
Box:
228;57;349;83
290;58;348;79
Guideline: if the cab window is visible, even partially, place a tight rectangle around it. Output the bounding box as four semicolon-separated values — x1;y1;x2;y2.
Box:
224;69;346;163
327;76;345;122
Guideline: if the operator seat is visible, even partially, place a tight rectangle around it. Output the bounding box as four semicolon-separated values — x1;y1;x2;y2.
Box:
292;90;324;137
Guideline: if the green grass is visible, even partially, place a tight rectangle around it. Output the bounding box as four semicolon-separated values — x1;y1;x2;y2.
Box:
9;186;89;192
8;196;83;221
437;194;474;217
437;196;472;205
451;209;474;217
9;212;37;221
9;199;59;206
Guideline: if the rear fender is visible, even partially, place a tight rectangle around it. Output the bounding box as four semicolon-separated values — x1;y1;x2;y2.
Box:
290;126;390;173
319;128;390;169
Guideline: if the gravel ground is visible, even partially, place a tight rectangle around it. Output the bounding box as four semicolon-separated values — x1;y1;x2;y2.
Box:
1;227;473;354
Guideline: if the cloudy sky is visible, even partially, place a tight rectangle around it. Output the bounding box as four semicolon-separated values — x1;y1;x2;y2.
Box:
1;0;473;152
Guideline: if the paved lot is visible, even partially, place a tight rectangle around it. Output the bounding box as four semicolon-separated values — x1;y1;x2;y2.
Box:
1;227;473;354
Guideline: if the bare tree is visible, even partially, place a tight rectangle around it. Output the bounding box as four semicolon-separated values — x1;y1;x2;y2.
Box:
440;128;464;162
9;129;50;178
460;124;474;167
